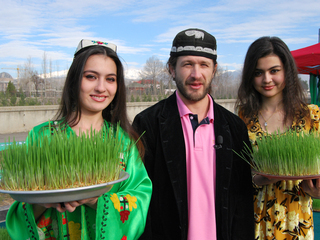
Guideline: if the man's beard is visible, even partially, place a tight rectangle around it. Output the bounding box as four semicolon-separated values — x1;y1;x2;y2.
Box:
175;77;212;102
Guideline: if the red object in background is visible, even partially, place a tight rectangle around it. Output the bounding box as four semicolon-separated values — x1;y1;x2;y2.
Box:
291;42;320;75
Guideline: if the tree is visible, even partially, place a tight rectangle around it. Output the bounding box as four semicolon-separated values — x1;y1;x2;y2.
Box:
142;93;148;102
20;57;35;96
6;81;17;105
49;58;53;79
18;87;26;106
6;81;17;97
31;71;44;97
300;80;308;91
10;95;17;105
26;97;40;106
212;66;240;99
140;56;165;95
0;91;8;106
21;62;44;97
42;51;47;97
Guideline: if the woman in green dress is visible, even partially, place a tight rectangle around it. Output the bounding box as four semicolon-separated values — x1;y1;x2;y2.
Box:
236;36;320;240
6;39;152;240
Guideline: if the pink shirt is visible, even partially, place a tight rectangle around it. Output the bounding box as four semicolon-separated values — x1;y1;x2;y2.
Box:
176;92;217;240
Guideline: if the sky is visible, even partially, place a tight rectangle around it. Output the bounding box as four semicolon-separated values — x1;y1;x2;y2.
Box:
0;0;320;80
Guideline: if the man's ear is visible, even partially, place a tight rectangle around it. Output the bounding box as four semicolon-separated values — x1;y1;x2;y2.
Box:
213;63;218;75
211;63;218;79
169;64;176;80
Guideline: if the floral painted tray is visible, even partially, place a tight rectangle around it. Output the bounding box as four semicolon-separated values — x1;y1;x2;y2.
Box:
0;171;129;204
252;170;320;180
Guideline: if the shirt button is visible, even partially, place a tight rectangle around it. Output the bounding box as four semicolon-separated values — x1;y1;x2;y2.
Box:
190;116;193;120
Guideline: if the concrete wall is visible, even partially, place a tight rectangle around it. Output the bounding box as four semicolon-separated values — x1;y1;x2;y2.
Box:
0;105;59;134
0;99;236;134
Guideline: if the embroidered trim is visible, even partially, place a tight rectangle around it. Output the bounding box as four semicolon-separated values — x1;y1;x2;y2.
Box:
110;194;137;223
22;203;37;239
171;46;217;55
100;195;109;239
185;30;205;39
84;207;93;237
68;221;81;239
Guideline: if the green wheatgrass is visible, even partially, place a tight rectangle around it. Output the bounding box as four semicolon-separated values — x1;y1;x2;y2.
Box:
313;198;320;212
0;123;132;191
0;227;11;240
236;130;320;176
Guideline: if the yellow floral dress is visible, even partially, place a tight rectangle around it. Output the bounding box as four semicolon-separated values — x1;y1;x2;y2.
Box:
240;104;320;240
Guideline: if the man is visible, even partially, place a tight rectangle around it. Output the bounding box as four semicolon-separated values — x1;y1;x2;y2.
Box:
133;28;254;240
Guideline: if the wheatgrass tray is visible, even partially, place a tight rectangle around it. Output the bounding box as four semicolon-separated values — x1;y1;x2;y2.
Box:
252;170;320;180
0;123;132;203
0;171;129;203
236;130;320;179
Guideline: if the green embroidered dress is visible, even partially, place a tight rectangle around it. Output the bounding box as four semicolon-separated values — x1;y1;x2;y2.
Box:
6;120;152;240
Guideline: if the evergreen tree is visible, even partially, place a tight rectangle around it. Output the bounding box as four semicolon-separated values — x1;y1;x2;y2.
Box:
18;87;26;106
142;93;148;102
0;92;8;106
10;95;17;105
6;81;17;97
6;81;17;106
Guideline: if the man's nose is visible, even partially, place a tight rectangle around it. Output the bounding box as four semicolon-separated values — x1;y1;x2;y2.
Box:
190;65;201;79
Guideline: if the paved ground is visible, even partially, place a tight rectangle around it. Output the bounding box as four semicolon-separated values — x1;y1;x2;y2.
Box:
0;132;28;143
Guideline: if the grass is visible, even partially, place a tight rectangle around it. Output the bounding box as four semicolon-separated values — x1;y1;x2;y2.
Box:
0;151;14;206
235;130;320;176
0;123;132;191
313;198;320;212
0;227;11;240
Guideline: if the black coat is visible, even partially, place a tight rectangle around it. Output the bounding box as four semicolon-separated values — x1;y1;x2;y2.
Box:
133;93;254;240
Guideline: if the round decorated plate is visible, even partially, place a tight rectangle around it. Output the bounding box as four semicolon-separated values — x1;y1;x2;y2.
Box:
252;170;320;180
0;171;129;204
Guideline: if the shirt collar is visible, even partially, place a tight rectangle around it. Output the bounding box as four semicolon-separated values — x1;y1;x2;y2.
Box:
176;91;214;122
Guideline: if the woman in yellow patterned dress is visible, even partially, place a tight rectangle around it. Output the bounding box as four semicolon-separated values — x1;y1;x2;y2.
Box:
236;36;320;240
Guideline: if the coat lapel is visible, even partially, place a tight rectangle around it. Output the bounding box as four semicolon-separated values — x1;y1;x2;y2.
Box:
214;110;233;189
158;93;188;237
213;101;233;239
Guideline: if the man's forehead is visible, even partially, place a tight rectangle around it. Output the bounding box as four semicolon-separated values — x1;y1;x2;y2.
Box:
177;55;214;64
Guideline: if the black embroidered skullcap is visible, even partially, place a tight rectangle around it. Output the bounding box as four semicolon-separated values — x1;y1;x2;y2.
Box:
170;28;217;61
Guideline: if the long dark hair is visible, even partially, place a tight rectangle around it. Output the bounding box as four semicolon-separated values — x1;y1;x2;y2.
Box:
55;46;144;157
236;36;308;124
